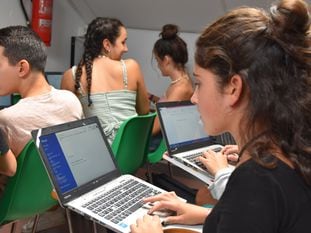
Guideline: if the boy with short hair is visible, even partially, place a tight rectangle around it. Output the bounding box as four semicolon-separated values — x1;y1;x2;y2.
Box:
0;25;83;233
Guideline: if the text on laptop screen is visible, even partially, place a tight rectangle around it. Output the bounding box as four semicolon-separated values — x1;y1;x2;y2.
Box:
39;123;115;194
159;104;212;149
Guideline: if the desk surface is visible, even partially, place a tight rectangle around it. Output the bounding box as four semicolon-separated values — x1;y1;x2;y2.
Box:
164;223;203;233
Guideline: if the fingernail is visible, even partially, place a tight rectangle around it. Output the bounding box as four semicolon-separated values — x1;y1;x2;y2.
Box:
161;221;169;226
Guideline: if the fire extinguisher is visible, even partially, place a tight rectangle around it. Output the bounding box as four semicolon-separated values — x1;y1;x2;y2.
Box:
31;0;53;46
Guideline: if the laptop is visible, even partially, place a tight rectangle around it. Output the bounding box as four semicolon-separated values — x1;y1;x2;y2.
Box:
45;71;63;89
0;95;12;109
31;116;169;233
156;101;223;180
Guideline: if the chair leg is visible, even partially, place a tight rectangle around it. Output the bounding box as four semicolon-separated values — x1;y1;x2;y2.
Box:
92;221;98;233
31;215;40;233
168;163;174;177
10;222;16;233
147;163;153;183
65;209;74;233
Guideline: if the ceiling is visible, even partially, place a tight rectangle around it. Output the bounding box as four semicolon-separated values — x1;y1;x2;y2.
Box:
68;0;310;33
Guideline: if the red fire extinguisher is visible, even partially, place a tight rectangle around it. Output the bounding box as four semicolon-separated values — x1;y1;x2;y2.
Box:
31;0;53;46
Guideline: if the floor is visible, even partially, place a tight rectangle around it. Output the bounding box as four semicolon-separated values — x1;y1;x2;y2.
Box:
31;160;206;233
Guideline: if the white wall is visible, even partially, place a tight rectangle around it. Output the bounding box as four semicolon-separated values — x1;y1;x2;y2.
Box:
0;0;85;72
125;29;199;96
0;0;195;96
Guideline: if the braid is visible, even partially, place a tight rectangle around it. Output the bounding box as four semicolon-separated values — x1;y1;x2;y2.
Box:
84;53;93;106
74;59;83;92
76;17;124;106
74;52;93;106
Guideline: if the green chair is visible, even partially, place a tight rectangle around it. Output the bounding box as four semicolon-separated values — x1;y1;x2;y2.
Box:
111;112;156;174
146;139;169;182
12;93;21;105
147;139;166;164
0;140;57;232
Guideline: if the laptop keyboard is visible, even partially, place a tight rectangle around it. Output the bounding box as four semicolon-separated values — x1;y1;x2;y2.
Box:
183;146;222;171
82;179;161;224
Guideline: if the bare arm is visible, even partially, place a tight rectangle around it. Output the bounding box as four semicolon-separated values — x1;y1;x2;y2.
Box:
152;116;161;135
0;129;16;176
126;59;149;115
0;149;17;176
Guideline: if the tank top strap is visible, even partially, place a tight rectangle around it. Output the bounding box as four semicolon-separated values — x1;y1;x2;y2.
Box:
120;59;128;89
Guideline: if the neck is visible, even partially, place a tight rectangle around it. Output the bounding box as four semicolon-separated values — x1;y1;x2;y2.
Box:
169;69;188;84
19;73;51;98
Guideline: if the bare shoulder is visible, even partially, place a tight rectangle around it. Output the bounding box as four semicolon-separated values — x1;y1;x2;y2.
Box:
61;68;75;91
123;59;143;83
123;58;141;70
62;68;73;81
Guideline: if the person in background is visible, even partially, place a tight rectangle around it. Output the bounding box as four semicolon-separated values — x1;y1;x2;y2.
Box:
0;128;16;177
148;24;193;150
61;17;149;145
0;25;83;233
131;0;311;232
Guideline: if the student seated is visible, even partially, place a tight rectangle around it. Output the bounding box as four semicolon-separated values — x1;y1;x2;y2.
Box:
131;0;311;232
0;25;83;232
148;24;193;151
61;17;149;145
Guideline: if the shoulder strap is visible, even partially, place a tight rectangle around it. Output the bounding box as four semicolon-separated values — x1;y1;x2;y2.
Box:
120;60;128;89
71;66;77;80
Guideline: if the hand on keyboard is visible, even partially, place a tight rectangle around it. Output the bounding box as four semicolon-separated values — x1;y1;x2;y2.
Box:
198;149;228;176
221;145;239;165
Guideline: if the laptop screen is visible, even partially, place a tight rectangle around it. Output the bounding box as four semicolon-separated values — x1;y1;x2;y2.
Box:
157;101;215;153
34;117;119;202
45;72;63;89
0;95;12;109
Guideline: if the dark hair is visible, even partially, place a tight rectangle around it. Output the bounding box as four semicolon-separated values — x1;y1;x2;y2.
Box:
195;0;311;184
75;17;124;106
0;25;47;73
153;24;188;69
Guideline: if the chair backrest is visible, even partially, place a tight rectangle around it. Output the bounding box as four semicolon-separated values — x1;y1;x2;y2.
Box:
0;140;57;225
111;112;156;174
147;139;167;164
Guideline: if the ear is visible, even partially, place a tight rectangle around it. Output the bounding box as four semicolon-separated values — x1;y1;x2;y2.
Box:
102;38;111;53
17;59;31;78
163;55;171;65
226;74;243;106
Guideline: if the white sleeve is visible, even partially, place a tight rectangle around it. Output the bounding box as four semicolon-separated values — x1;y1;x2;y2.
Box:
208;166;235;200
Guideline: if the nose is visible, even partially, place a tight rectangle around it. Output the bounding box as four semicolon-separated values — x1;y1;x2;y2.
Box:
191;87;198;104
124;44;128;52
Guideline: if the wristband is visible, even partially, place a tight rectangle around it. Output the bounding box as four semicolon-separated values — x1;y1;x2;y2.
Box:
149;94;154;102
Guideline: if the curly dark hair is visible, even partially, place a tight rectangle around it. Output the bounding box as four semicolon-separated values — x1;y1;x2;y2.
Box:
74;17;124;106
195;0;311;185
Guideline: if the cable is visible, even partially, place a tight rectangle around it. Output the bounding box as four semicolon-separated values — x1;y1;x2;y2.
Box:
20;0;31;27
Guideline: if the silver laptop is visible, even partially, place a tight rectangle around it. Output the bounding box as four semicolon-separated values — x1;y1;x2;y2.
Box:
31;117;167;233
156;101;223;179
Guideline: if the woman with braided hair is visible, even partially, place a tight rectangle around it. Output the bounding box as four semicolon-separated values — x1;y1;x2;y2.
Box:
62;17;149;144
